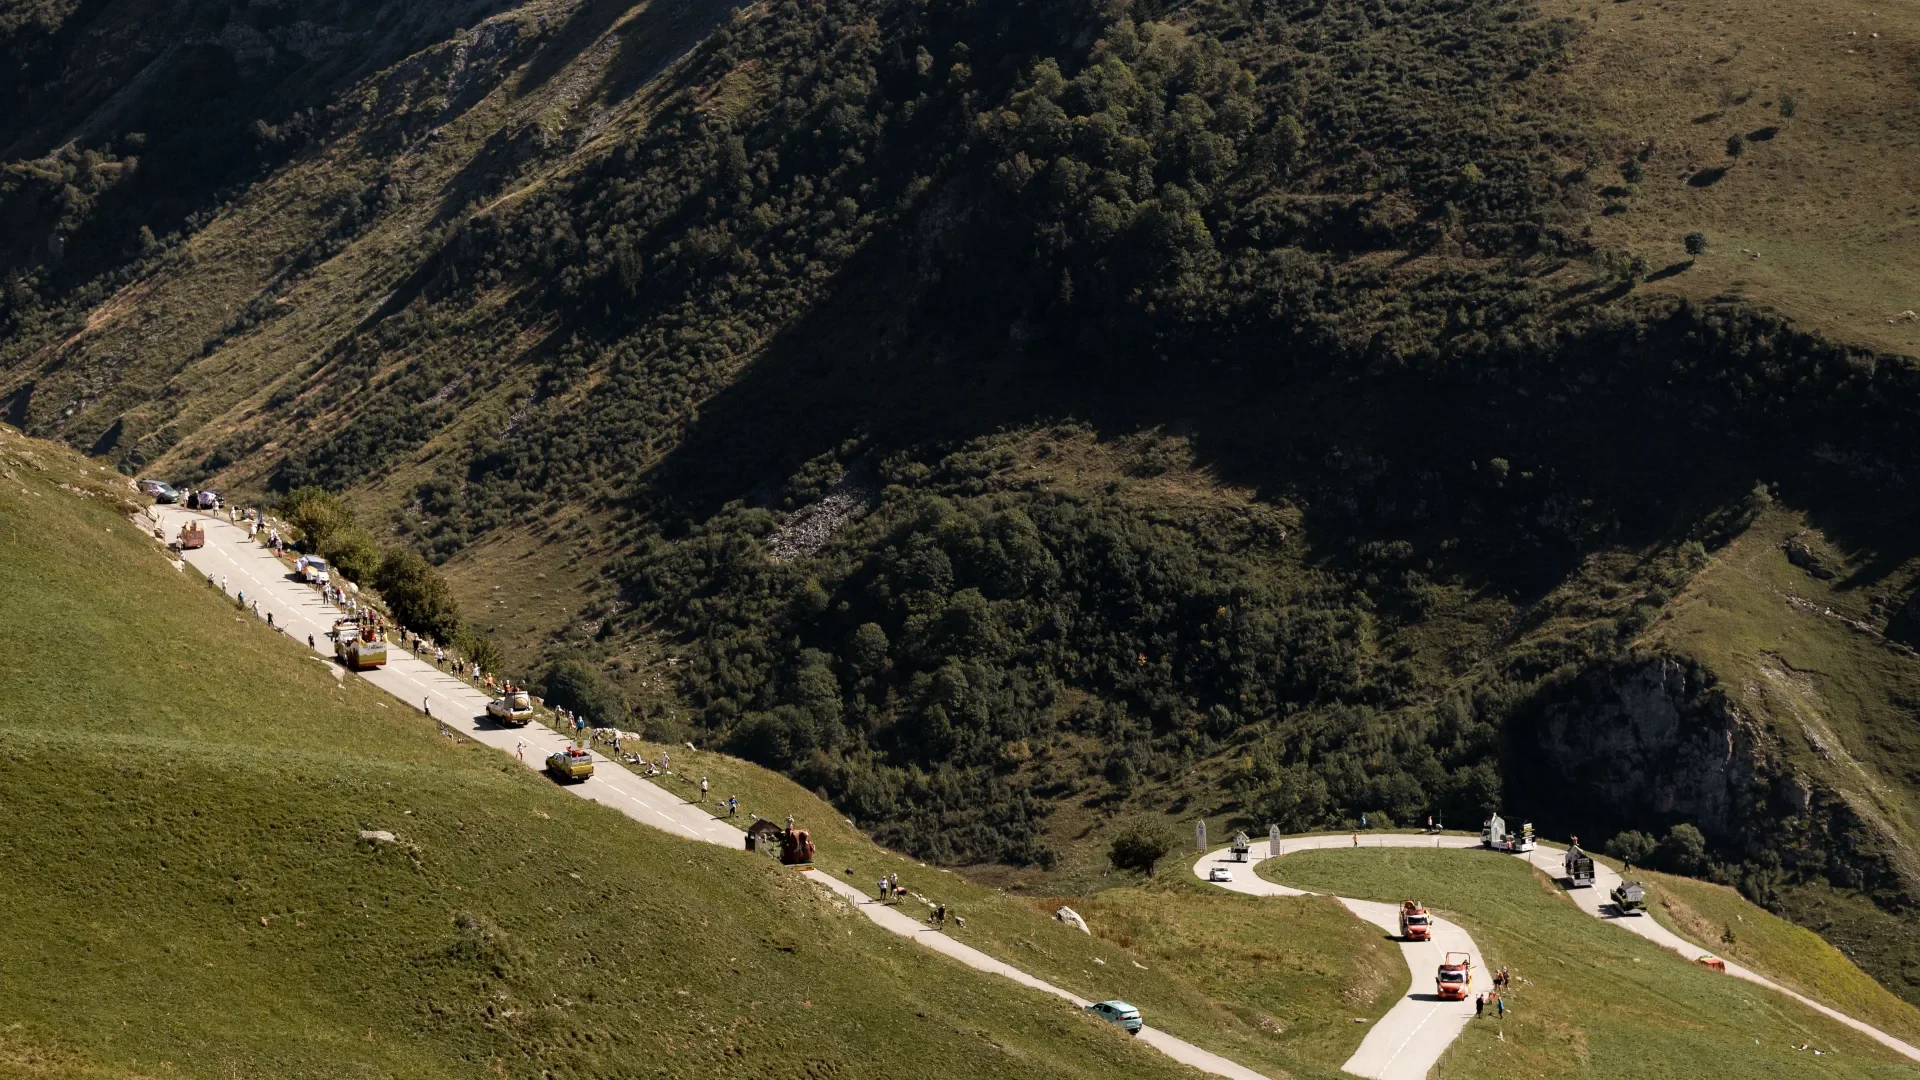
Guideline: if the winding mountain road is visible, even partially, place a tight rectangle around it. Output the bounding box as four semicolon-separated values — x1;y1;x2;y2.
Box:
148;505;1920;1078
147;505;1268;1080
1194;834;1920;1077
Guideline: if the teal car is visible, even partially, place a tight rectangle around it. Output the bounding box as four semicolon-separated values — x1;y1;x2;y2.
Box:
1087;1000;1142;1034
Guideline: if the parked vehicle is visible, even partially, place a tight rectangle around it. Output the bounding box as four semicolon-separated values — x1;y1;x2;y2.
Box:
1086;1000;1143;1034
138;479;179;503
296;555;331;585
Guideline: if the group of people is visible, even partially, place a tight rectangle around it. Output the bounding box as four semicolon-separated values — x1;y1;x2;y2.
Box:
1474;966;1515;1019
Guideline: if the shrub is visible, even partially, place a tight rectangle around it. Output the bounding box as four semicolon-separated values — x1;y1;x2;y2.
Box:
458;631;502;676
1109;824;1174;877
279;486;355;551
1656;823;1711;876
1684;231;1708;256
320;525;380;583
1725;133;1746;159
541;658;627;727
1604;829;1657;867
1779;93;1798;118
372;548;461;640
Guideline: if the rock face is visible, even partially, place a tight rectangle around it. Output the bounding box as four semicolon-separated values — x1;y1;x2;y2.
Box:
1524;657;1765;839
1513;655;1908;899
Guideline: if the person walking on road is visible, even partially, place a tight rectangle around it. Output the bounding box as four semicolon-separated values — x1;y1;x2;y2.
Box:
309;634;315;648
516;740;525;761
266;611;274;629
221;574;228;592
423;697;431;718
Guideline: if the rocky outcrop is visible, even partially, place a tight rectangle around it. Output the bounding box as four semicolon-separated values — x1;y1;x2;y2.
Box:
1511;655;1910;899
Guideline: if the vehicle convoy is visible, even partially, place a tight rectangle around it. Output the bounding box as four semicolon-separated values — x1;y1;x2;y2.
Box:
330;619;388;670
1564;842;1596;888
1399;900;1432;941
546;746;595;782
1208;866;1235;883
175;521;205;550
1229;830;1251;862
1087;1000;1143;1034
1435;952;1473;1000
487;687;535;726
1482;814;1536;853
1611;880;1647;914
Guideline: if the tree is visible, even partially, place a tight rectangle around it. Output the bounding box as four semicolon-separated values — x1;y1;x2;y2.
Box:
1604;829;1657;867
321;525;380;583
1684;231;1708;257
373;548;461;640
542;658;626;727
1779;93;1798;119
1725;133;1746;159
279;486;354;551
1108;823;1173;877
459;631;502;677
1656;823;1711;876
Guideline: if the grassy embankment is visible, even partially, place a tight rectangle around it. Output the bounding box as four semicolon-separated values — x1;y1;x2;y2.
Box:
1646;506;1920;1001
562;729;1403;1077
1267;847;1920;1079
0;424;1209;1080
1630;865;1920;1046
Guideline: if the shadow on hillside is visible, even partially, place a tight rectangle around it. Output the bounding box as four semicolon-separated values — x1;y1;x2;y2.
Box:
627;232;1920;603
517;0;639;97
598;0;748;105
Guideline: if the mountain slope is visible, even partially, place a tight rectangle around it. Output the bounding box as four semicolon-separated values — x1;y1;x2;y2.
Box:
3;0;1920;1012
0;423;1203;1080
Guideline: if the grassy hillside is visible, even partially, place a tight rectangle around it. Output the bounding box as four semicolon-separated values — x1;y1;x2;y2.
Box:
3;0;1920;1017
1544;0;1920;356
0;423;1216;1080
1267;848;1920;1079
1629;865;1920;1047
574;729;1403;1078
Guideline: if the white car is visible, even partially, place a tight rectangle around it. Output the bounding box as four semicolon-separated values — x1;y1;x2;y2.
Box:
1208;867;1234;883
1086;1000;1142;1034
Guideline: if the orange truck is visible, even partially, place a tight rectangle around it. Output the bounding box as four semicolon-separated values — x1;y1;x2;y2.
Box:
1436;952;1472;1000
1399;900;1432;941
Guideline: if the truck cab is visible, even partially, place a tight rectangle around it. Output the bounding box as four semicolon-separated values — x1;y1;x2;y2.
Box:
1435;952;1472;1000
1399;901;1432;941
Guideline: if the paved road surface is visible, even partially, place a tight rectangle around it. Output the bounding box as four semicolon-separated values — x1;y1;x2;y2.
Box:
1196;835;1485;1080
149;505;1273;1080
1197;833;1920;1075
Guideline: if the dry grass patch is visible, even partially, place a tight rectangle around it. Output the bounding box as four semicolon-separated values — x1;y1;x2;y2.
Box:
1544;0;1920;354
